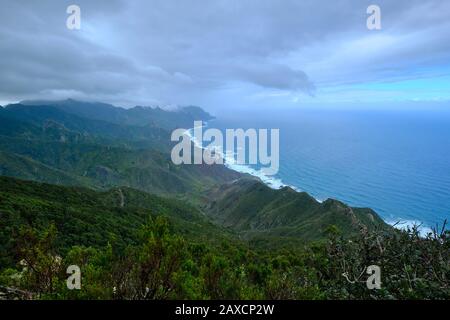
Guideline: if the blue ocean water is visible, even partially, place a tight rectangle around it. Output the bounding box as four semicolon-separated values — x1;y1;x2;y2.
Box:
210;108;450;230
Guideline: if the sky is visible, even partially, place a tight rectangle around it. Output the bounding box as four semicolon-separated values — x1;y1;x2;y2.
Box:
1;0;450;111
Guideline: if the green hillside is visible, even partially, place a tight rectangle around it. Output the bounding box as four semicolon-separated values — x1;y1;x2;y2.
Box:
1;100;448;300
21;99;213;129
0;176;234;268
0;176;448;300
0;102;240;195
1;104;170;150
204;178;389;244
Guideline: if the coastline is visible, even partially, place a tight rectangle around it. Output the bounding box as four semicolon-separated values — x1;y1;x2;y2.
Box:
185;122;433;237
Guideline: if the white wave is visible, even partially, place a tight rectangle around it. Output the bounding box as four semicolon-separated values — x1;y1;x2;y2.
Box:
224;157;286;189
184;124;302;192
386;219;433;237
184;124;439;232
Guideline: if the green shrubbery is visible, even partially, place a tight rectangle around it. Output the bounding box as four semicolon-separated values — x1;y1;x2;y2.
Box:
1;217;448;300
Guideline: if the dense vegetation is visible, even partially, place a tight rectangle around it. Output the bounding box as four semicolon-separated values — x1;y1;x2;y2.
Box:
0;100;448;300
205;178;389;244
0;176;235;267
0;101;239;195
0;176;448;300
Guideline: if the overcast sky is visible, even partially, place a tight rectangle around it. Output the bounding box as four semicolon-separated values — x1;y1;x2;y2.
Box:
1;0;450;111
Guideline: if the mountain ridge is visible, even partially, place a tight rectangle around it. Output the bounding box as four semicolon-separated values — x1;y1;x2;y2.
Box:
20;99;214;129
0;99;390;243
203;177;389;243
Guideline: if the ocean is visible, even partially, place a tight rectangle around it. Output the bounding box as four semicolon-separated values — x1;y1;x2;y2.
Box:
201;107;450;233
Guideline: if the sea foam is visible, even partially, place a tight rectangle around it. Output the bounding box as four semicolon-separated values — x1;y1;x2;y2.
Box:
185;124;310;194
386;219;434;237
185;124;429;232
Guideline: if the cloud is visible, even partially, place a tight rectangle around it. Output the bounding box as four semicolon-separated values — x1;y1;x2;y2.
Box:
235;64;316;95
0;0;449;108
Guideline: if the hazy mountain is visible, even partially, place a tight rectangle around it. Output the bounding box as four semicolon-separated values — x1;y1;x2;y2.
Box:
0;99;386;242
20;99;213;129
